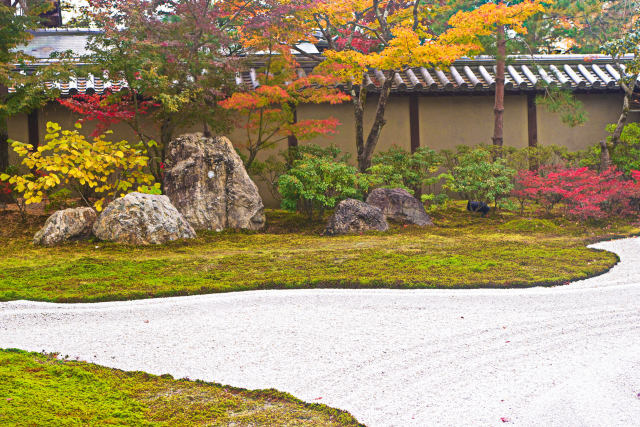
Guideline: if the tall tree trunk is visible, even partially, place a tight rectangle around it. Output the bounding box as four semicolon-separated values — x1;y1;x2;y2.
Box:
604;80;635;169
0;82;8;172
0;116;8;173
599;140;611;172
360;75;393;172
610;89;632;147
286;103;298;166
355;72;394;173
492;24;506;149
527;93;538;171
353;81;367;171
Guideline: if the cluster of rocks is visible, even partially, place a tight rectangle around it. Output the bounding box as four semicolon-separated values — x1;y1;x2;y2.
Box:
323;188;433;235
33;134;265;246
32;132;433;244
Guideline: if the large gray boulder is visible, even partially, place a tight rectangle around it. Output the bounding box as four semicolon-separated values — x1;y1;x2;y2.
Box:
366;188;433;226
93;192;196;245
163;133;265;231
324;199;389;236
33;207;97;246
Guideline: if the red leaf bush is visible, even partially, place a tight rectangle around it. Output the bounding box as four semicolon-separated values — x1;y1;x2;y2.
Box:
58;93;157;137
513;166;640;220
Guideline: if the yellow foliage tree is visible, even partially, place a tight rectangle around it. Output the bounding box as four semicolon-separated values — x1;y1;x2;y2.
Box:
0;122;160;211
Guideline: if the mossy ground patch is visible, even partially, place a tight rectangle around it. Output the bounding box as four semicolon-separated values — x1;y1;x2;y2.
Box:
0;349;362;426
0;203;637;303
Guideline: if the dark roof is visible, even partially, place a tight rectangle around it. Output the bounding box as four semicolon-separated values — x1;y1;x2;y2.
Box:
240;55;637;94
10;29;639;96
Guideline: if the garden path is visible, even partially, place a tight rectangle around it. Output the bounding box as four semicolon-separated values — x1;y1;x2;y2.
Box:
1;237;640;426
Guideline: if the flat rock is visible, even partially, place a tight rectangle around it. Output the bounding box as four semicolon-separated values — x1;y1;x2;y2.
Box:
163;133;265;231
324;199;389;236
366;188;433;226
93;192;196;245
33;207;97;246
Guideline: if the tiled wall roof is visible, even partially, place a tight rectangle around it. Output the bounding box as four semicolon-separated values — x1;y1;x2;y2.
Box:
10;29;638;96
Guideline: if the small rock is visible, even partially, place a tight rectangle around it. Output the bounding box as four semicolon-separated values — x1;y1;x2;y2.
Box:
93;192;196;245
366;188;433;226
324;199;389;236
33;207;97;246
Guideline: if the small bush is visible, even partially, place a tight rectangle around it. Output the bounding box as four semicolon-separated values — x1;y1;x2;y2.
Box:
278;153;369;220
444;148;515;209
368;145;448;204
0;122;160;211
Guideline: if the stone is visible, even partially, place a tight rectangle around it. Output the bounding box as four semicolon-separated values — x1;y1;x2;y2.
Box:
163;133;265;231
33;207;97;246
366;188;433;226
92;192;196;245
324;199;389;236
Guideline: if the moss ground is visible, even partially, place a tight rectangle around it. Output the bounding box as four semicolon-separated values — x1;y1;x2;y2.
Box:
0;348;362;426
1;202;637;303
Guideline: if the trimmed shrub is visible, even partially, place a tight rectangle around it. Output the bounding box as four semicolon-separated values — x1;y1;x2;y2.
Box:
278;153;370;220
444;148;516;209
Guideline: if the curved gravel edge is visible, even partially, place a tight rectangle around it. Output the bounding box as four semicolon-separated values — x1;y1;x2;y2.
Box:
1;237;639;427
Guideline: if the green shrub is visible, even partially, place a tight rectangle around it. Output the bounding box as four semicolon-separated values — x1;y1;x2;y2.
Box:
580;122;640;175
367;146;448;204
278;154;369;220
443;144;581;173
444;148;515;209
250;144;349;203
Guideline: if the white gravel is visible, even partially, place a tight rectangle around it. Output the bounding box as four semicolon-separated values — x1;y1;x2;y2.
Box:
2;237;640;426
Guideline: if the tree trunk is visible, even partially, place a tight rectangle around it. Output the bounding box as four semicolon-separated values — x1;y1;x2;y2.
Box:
358;73;394;172
353;82;366;171
610;89;632;147
0;81;8;172
0;117;8;173
492;24;506;149
599;140;611;171
286;103;298;165
527;93;538;171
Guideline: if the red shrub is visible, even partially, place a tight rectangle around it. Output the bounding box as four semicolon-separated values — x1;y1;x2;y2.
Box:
58;93;157;137
513;166;640;220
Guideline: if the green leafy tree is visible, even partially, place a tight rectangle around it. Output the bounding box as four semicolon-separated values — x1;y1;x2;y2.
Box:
84;0;243;180
599;25;640;168
0;0;64;172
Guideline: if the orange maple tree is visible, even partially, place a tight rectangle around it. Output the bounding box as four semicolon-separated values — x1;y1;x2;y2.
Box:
219;45;349;170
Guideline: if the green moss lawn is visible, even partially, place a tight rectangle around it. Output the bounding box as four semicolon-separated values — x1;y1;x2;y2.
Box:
0;348;362;426
1;203;637;303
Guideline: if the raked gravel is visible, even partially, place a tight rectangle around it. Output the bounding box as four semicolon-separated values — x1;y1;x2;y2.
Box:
2;237;640;426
